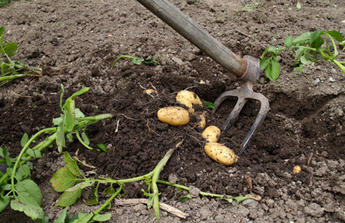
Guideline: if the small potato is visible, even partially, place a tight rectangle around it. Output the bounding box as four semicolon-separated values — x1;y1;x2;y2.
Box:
176;90;202;113
292;165;302;174
157;106;190;126
204;142;239;166
202;125;221;142
196;112;207;130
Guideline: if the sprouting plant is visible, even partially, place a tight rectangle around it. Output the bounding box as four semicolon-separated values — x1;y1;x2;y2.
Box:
0;85;113;221
261;30;345;81
0;27;42;86
111;55;160;68
50;140;261;223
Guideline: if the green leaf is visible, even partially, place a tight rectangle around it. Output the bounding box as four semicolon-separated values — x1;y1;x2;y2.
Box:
0;195;10;212
284;35;293;47
84;187;98;206
296;1;301;9
21;133;29;147
311;36;324;49
265;59;281;81
64;88;90;106
93;213;112;221
104;185;115;195
27;149;42;159
66;133;74;142
261;46;277;58
10;200;44;220
50;167;79;192
260;57;271;70
75;108;85;118
56;117;65;153
64;99;75;132
56;188;82;207
0;27;5;37
65;181;93;192
130;57;142;65
326;30;343;42
63;152;83;177
97;144;108;153
81;131;90;146
292;32;311;45
0;147;12;167
16;164;31;181
3;42;18;56
309;30;324;45
294;48;306;62
53;117;63;126
300;55;309;64
55;207;68;223
15;179;42;206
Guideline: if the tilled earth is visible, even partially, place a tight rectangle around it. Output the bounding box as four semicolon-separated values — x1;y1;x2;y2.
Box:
0;0;345;222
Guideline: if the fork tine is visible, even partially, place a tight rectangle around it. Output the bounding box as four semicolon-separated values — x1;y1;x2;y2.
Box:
221;97;247;133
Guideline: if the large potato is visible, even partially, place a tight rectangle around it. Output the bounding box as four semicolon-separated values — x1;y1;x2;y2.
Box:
176;90;202;113
204;142;239;166
202;125;221;142
157;106;190;126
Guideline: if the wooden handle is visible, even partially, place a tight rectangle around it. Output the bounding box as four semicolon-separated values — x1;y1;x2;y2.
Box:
137;0;247;77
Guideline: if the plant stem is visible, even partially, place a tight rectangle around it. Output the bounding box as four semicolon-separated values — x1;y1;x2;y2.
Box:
10;127;56;197
93;183;123;215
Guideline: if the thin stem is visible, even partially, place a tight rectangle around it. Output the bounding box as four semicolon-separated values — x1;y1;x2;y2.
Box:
10;127;56;197
94;184;123;215
75;130;100;152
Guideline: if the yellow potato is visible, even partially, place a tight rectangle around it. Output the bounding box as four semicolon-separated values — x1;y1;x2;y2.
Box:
202;125;221;142
196;112;207;130
157;106;190;126
204;142;239;166
176;90;202;113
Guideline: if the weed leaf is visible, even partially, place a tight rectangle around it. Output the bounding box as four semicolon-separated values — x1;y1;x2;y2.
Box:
56;188;82;207
326;30;343;42
0;195;10;212
3;42;18;56
292;32;311;45
50;167;79;192
296;1;301;9
284;35;293;47
63;152;83;177
21;133;29;147
10;199;44;220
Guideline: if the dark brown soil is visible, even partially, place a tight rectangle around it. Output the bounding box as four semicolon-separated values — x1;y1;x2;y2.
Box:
0;0;345;222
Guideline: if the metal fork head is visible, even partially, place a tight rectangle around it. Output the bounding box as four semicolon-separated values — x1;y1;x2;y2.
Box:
212;56;270;155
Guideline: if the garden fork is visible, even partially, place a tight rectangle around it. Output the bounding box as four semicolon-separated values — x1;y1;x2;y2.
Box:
137;0;270;154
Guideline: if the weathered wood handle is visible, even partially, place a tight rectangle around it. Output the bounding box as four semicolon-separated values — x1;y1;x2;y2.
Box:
137;0;247;77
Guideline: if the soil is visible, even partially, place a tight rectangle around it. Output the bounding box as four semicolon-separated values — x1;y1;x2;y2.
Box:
0;0;345;222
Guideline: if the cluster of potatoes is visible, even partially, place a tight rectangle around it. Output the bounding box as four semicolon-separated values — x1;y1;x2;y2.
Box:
157;90;239;166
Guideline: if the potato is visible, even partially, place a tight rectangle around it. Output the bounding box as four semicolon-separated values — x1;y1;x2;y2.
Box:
202;125;221;142
157;106;190;126
176;90;202;113
196;111;207;130
204;142;239;166
292;165;302;174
